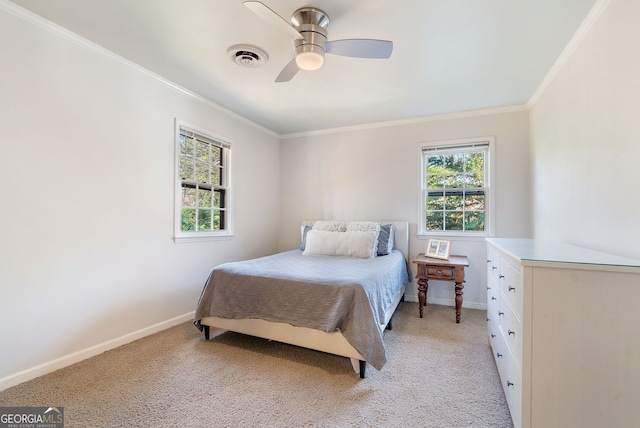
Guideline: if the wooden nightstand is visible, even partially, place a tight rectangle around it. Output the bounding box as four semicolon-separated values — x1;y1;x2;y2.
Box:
412;253;469;323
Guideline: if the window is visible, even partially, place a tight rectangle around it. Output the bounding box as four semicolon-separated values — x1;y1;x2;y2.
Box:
419;137;493;236
174;120;232;241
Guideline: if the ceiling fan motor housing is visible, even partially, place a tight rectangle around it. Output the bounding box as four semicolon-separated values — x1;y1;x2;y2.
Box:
291;7;329;66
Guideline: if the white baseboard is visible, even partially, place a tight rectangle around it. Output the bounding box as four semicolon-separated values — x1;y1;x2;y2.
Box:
403;294;487;310
0;311;195;392
427;297;487;310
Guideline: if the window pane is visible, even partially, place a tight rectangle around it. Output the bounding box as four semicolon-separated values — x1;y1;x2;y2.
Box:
195;161;209;183
213;210;223;230
181;186;196;207
445;211;464;230
466;152;484;174
465;193;485;210
427;155;445;188
198;209;212;231
445;194;464;210
426;211;444;230
464;211;485;231
427;194;444;210
446;153;465;173
444;154;465;188
180;136;194;157
428;172;445;188
428;155;444;168
447;174;466;188
181;208;196;231
213;190;224;209
179;159;194;181
211;167;221;185
196;141;209;162
211;146;222;166
465;172;484;188
198;188;212;207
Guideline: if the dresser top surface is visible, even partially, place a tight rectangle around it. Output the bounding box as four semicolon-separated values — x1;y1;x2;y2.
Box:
486;238;640;269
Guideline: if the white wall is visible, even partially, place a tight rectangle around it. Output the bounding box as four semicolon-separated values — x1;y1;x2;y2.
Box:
279;108;531;309
0;7;280;389
530;0;640;259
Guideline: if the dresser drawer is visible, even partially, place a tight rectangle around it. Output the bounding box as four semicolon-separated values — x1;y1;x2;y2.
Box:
491;331;509;381
500;259;523;317
487;289;499;342
492;331;522;428
502;347;522;428
426;266;455;280
487;247;500;282
498;299;522;366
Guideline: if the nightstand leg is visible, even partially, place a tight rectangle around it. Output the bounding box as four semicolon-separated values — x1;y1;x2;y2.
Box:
417;278;429;318
455;281;464;323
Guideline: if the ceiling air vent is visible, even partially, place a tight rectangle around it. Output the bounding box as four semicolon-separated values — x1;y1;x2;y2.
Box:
227;44;268;67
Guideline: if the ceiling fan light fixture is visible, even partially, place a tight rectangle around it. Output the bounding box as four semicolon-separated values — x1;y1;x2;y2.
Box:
296;51;324;71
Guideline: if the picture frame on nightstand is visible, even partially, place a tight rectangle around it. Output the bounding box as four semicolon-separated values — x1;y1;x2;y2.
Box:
426;239;451;260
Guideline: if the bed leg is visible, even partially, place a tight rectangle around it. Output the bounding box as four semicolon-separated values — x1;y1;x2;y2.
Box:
203;325;210;340
359;360;366;379
386;316;393;330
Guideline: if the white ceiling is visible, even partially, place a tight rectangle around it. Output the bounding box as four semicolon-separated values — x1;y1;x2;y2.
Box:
9;0;597;135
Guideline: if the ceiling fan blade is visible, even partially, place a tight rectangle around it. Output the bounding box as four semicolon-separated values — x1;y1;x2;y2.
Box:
275;58;300;82
326;39;393;59
243;1;303;40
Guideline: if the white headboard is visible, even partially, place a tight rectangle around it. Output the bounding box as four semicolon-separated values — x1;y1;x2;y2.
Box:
301;221;409;261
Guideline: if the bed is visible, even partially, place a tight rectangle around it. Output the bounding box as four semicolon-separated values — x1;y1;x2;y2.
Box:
194;221;410;378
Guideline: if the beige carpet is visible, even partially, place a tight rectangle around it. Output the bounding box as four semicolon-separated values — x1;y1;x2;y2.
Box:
0;302;513;427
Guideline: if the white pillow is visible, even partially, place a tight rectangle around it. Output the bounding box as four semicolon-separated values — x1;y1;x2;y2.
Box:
346;221;381;233
303;230;378;259
313;220;347;232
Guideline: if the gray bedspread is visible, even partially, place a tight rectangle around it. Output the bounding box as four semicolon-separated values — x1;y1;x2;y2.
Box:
194;249;409;370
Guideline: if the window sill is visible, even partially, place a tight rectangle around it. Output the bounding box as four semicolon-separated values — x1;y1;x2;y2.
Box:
174;233;235;243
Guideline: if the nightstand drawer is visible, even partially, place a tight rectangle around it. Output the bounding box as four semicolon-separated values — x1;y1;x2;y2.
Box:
426;266;455;279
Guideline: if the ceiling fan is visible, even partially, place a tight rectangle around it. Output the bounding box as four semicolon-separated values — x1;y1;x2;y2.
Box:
243;1;393;82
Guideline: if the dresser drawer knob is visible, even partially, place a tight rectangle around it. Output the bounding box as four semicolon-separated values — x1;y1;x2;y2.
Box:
499;274;505;279
491;296;497;301
491;334;496;338
496;352;503;358
487;259;492;264
487;286;491;290
492;266;498;270
507;381;514;387
508;286;516;292
508;329;515;336
498;311;504;316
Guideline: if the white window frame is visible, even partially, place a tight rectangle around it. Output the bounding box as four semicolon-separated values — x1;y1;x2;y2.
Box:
174;119;233;242
417;136;494;238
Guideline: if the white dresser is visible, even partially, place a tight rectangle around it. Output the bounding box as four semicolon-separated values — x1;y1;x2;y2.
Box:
486;238;640;428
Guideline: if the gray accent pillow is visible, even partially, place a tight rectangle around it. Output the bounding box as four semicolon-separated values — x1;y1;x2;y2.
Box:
300;225;312;250
377;224;395;256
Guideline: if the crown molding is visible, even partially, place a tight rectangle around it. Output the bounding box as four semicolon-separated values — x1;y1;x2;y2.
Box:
0;0;279;139
280;104;529;139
